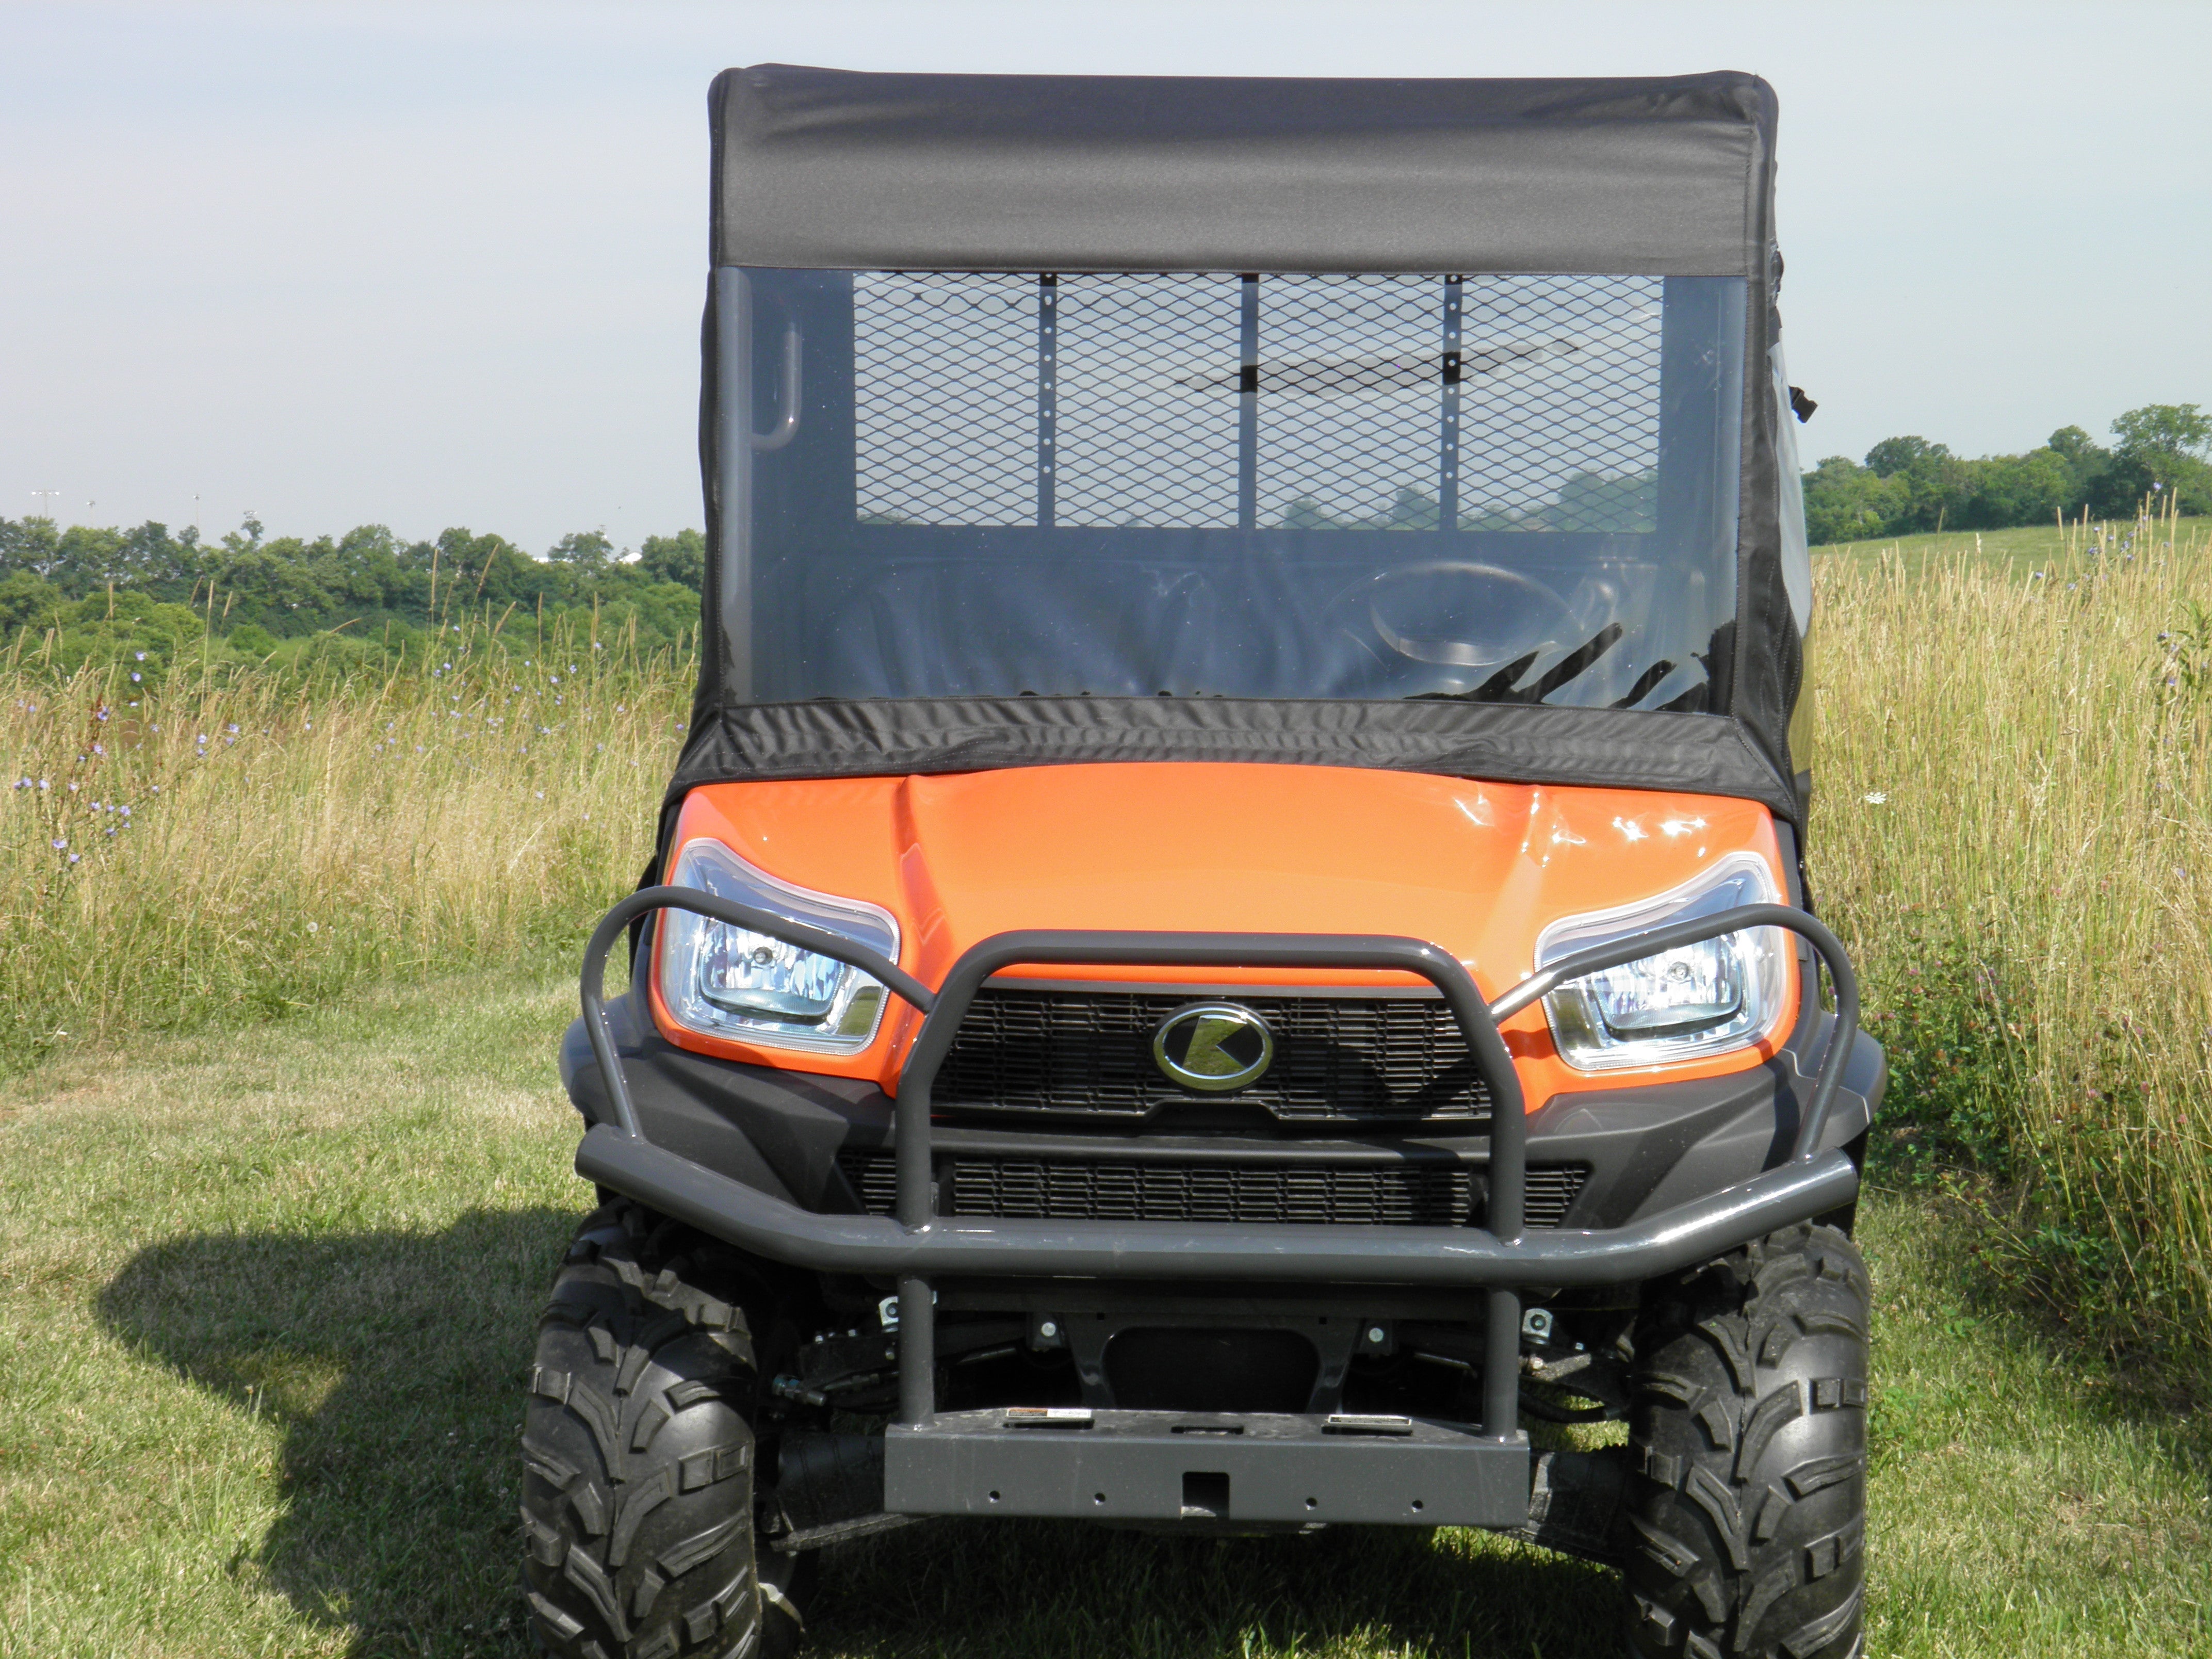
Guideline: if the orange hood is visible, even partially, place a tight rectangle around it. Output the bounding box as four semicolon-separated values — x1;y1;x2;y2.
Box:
652;762;1794;1105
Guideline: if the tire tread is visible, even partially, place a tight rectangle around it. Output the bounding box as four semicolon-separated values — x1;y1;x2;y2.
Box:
1622;1224;1871;1659
521;1201;803;1659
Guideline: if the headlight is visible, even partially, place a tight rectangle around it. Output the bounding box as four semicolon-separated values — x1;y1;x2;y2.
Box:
1535;852;1789;1071
658;838;899;1054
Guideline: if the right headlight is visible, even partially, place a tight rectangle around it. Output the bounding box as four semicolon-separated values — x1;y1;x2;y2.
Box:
1535;851;1791;1071
657;838;899;1054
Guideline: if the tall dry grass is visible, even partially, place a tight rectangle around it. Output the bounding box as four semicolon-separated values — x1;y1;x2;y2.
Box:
0;624;690;1072
1813;506;2212;1368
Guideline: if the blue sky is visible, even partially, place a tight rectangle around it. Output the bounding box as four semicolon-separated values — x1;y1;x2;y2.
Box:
4;0;2207;552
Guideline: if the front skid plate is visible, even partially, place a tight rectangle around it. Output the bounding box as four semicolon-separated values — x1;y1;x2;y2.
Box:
886;1410;1530;1526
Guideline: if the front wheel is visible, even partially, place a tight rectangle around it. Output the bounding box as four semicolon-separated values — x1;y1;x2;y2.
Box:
1622;1222;1872;1659
522;1201;808;1659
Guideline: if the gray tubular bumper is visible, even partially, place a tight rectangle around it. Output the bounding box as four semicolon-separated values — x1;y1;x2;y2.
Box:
576;1122;1860;1289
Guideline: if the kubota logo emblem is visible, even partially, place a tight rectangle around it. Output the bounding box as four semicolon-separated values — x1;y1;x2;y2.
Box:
1151;1003;1275;1093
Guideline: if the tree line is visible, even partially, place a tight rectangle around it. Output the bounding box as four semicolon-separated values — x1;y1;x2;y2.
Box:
0;516;705;677
1801;402;2209;544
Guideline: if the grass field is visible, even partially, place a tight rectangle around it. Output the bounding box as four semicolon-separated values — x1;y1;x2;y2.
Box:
1809;510;2212;1368
1815;512;2210;578
0;627;692;1075
2;964;2206;1659
3;515;2211;1655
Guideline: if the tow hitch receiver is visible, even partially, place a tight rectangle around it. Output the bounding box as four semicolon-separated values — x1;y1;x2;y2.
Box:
885;1409;1530;1526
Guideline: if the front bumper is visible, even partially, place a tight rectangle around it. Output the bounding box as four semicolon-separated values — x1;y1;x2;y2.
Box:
883;1408;1533;1528
570;890;1870;1522
575;1121;1861;1292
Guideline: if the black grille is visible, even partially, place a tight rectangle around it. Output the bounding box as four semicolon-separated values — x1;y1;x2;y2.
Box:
837;1152;1588;1230
932;988;1491;1121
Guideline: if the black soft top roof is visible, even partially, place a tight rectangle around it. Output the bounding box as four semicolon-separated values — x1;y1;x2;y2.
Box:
710;64;1777;276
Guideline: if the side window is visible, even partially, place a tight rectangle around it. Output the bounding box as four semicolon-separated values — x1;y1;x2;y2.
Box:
1771;345;1812;633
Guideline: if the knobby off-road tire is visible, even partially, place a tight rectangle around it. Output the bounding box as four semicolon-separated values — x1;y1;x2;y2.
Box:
522;1201;807;1659
1622;1223;1872;1659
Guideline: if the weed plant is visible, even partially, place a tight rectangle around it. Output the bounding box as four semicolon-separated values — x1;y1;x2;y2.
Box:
0;614;689;1074
1815;502;2212;1377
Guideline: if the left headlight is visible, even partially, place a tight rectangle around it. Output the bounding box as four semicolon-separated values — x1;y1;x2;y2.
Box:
1535;852;1791;1071
657;838;900;1054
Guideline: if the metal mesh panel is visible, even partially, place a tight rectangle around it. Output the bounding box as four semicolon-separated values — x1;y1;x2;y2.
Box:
1457;274;1663;532
1255;274;1445;530
836;1152;1591;1229
954;1159;1475;1226
854;272;1037;526
1054;273;1243;529
847;272;1665;534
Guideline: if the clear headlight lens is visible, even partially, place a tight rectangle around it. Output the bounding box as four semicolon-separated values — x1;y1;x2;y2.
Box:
658;838;900;1053
1536;852;1789;1071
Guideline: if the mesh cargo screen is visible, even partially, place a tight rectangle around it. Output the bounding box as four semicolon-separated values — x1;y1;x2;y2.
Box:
735;269;1743;708
853;273;1663;534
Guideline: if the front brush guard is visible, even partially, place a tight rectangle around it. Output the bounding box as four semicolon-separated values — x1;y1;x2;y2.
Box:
571;890;1861;1452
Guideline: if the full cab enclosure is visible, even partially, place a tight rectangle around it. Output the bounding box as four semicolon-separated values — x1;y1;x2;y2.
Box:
668;64;1815;830
527;65;1879;1659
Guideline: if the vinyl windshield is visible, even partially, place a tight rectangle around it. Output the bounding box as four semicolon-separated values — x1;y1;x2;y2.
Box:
723;269;1745;711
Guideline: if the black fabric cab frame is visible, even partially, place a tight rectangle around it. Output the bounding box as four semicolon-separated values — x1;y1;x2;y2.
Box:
665;64;1817;857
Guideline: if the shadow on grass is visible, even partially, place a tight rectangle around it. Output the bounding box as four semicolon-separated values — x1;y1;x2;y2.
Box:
99;1208;578;1656
99;1210;1616;1658
803;1513;1615;1658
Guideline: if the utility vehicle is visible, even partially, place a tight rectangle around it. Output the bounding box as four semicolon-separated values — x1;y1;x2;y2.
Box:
527;65;1881;1659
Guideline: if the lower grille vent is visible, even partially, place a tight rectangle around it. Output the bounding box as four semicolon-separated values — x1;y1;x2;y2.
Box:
836;1152;1587;1230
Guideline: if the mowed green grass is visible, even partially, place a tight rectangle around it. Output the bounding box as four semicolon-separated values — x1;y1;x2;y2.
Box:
1813;512;2210;577
2;967;2208;1658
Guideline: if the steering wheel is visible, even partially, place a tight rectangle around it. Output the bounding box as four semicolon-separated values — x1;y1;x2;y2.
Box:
1320;561;1583;694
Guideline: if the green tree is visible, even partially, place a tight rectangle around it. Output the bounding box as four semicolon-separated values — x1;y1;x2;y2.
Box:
1892;447;1976;533
1957;447;2075;530
0;516;61;581
0;570;64;631
1801;456;1904;544
2111;402;2211;463
2108;403;2212;513
2043;426;2110;512
547;530;615;571
2046;425;2103;467
1864;436;1946;478
639;528;706;589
